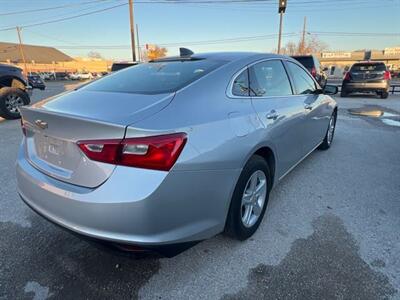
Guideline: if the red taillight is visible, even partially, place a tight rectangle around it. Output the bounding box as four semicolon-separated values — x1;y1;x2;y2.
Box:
77;133;187;171
343;72;351;80
384;70;391;80
311;67;317;77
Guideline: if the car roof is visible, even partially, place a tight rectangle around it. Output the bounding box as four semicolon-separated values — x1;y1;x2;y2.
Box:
153;51;289;63
0;63;21;70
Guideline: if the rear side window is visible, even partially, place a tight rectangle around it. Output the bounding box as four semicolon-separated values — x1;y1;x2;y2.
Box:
83;59;225;95
292;56;314;70
351;63;386;72
232;69;249;96
249;60;293;97
287;62;317;95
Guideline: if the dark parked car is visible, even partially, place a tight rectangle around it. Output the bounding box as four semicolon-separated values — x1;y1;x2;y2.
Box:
341;62;391;99
111;62;139;72
0;63;31;119
291;55;327;88
28;73;46;90
55;72;68;80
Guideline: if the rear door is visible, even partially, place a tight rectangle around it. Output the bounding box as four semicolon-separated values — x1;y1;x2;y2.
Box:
285;61;327;152
249;59;307;177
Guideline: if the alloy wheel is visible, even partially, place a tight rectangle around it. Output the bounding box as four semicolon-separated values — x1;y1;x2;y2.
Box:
327;115;336;145
241;170;267;228
4;93;24;114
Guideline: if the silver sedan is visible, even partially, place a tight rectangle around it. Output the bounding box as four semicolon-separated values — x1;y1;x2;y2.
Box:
17;51;337;250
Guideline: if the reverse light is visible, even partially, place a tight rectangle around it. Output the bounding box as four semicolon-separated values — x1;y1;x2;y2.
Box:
77;133;187;171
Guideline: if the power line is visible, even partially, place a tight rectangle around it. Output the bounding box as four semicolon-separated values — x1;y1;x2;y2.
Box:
51;33;299;49
0;3;128;31
0;0;120;16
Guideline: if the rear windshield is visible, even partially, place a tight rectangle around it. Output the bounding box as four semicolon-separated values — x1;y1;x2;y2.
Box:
351;63;386;72
84;59;225;94
292;56;314;70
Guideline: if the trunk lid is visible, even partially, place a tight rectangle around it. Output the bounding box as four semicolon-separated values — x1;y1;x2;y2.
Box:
20;90;174;188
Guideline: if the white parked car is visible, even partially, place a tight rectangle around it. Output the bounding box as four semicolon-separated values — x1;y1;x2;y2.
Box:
68;73;80;80
78;72;93;80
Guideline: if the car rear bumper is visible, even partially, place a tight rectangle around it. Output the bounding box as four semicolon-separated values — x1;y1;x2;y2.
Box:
342;80;390;92
16;144;239;246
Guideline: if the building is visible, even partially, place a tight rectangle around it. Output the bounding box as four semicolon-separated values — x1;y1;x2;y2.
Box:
0;42;111;73
318;47;400;78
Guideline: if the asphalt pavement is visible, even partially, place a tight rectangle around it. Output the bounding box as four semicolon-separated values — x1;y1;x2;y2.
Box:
0;81;399;299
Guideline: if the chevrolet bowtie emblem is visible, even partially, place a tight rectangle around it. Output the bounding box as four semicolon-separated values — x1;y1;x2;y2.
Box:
35;119;48;130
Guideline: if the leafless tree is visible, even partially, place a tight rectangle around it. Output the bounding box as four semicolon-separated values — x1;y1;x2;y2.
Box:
279;35;328;55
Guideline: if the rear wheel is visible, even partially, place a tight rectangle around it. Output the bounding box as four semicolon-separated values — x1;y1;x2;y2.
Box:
225;155;271;240
380;91;389;99
319;111;337;150
0;87;30;119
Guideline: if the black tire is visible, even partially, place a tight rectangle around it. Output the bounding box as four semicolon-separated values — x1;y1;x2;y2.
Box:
225;155;271;240
380;91;389;99
0;87;30;120
318;110;337;150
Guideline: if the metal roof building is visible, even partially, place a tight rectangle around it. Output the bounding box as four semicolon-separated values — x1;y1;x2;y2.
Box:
0;42;73;64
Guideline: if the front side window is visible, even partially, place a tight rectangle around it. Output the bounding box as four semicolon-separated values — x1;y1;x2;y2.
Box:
249;60;293;97
82;59;225;95
232;69;249;96
287;62;317;95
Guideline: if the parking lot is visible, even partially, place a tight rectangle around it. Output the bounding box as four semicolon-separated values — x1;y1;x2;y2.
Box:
1;81;399;299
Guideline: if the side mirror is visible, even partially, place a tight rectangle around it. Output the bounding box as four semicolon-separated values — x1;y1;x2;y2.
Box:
323;84;338;95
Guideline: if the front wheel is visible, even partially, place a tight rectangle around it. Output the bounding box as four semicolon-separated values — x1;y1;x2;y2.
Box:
225;155;271;240
0;87;30;119
319;111;337;150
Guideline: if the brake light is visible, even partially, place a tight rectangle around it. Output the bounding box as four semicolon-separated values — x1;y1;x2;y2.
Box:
311;67;317;77
343;72;351;80
77;133;187;171
383;70;391;80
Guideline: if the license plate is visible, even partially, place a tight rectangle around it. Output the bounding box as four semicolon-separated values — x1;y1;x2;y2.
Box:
36;134;65;157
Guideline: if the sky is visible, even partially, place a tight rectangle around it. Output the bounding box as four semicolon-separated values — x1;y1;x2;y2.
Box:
0;0;399;60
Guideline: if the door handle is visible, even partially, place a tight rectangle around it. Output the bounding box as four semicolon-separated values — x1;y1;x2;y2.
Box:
266;110;279;120
304;104;313;110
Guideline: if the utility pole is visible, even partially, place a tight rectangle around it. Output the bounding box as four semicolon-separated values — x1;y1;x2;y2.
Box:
16;26;28;75
136;24;141;62
277;0;287;54
128;0;136;62
300;16;307;54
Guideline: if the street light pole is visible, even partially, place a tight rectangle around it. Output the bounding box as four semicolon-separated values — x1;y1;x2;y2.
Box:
136;23;141;62
277;11;283;54
128;0;136;62
16;26;28;75
300;16;307;54
277;0;287;54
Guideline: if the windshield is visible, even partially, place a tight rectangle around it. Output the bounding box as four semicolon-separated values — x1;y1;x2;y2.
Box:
83;59;225;95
